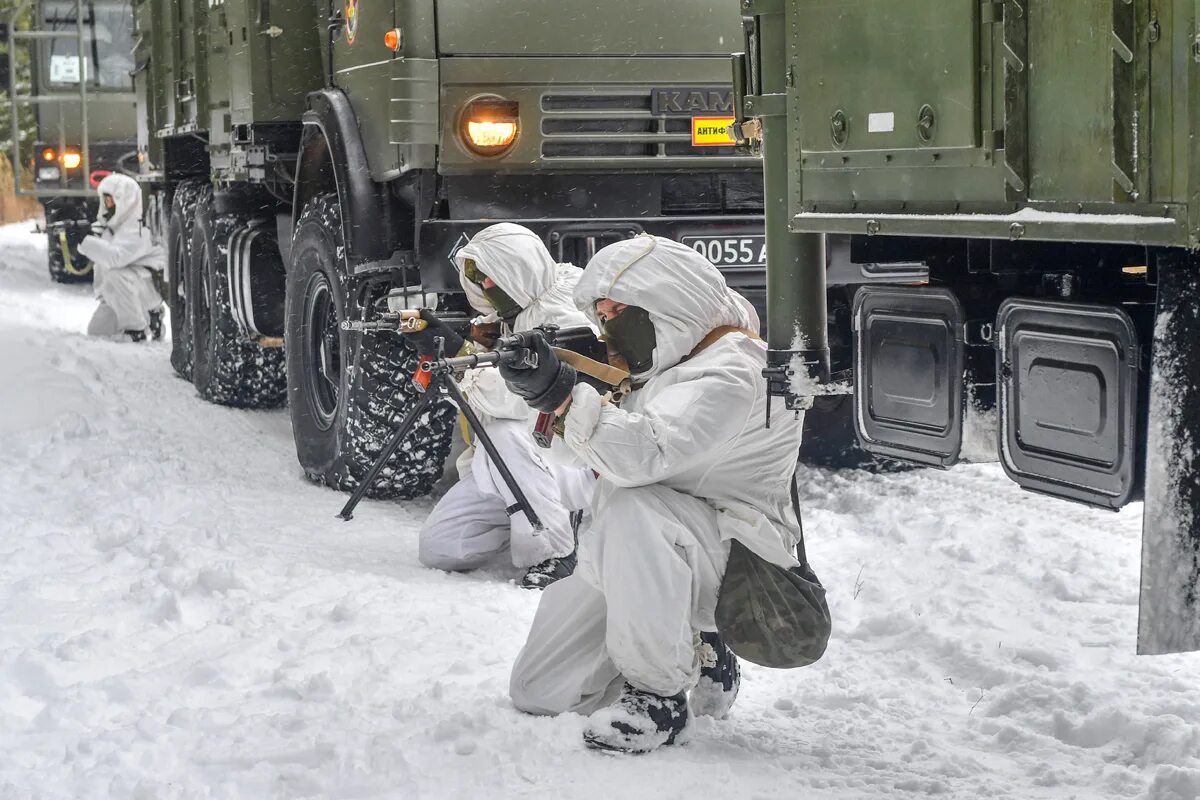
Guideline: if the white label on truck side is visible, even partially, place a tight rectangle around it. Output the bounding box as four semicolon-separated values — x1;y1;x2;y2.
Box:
49;55;82;84
868;112;895;133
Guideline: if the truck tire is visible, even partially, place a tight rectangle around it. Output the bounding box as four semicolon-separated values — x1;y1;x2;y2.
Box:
167;181;203;380
46;227;92;283
188;186;287;408
286;193;454;499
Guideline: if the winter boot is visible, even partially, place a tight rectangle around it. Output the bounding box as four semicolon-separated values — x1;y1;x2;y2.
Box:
148;308;164;341
690;631;740;719
583;683;689;754
519;550;576;590
125;329;147;343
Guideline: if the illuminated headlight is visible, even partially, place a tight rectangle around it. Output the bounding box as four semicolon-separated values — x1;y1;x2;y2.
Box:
61;151;82;170
386;287;440;313
460;98;519;157
38;166;61;181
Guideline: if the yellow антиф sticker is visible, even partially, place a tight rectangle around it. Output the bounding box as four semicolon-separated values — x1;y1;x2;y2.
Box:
691;117;737;147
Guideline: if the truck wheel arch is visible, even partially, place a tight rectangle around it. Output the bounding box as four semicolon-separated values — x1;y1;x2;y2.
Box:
293;89;404;266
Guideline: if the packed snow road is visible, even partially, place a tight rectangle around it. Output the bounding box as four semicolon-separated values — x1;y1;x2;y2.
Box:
1;221;1197;800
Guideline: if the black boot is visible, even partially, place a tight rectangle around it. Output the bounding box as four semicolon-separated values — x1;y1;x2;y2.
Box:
690;631;740;719
519;550;576;590
124;329;147;343
583;683;689;754
148;308;164;341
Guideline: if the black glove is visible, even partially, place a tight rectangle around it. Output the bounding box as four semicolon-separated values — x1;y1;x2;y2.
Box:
401;309;465;358
499;331;577;413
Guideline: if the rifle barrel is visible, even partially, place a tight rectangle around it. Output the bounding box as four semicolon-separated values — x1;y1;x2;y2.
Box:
433;351;504;371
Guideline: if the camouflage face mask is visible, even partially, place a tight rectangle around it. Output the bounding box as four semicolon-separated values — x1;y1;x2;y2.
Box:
600;304;656;375
463;257;522;321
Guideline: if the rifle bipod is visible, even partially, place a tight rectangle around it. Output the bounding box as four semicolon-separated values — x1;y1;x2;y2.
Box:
336;358;545;531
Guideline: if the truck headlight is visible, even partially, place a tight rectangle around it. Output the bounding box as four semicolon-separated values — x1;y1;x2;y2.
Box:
61;150;82;170
460;98;519;157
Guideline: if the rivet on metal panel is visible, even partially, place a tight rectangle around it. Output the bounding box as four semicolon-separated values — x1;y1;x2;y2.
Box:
865;219;881;236
1009;222;1026;240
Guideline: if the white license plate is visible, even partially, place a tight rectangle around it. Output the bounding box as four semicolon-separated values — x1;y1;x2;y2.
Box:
680;234;766;269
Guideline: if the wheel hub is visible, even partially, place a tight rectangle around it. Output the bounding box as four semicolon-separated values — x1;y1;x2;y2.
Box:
303;273;342;429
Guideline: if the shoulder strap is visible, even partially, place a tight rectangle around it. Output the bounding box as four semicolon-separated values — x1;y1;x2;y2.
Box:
686;325;762;360
791;461;807;564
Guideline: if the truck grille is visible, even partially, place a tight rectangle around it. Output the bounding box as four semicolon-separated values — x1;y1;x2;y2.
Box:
540;91;746;160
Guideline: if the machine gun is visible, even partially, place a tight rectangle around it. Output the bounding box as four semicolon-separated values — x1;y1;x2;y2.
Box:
336;311;628;521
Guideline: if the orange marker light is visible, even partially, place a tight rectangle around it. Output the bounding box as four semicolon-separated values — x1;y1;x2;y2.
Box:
41;147;56;162
384;28;401;51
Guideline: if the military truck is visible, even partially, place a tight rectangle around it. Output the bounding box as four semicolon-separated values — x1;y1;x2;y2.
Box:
3;0;139;282
734;0;1200;655
134;0;791;500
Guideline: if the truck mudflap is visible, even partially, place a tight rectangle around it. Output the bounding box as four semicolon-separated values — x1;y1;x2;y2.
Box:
851;286;965;467
1138;257;1200;655
996;299;1142;510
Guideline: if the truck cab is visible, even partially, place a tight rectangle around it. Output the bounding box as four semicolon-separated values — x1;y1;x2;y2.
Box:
136;0;780;502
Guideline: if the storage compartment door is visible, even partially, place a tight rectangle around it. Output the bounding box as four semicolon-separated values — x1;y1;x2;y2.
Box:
996;299;1141;509
853;287;965;467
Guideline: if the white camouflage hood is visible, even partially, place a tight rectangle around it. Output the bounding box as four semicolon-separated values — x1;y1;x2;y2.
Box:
453;223;591;331
574;234;759;380
95;173;144;233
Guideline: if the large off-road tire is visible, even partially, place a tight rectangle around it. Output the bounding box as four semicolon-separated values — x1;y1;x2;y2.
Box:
46;226;93;284
286;193;454;499
167;182;204;380
188;186;287;408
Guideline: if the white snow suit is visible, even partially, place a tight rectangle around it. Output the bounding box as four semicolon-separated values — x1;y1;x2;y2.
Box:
418;223;597;571
510;235;805;713
78;173;165;337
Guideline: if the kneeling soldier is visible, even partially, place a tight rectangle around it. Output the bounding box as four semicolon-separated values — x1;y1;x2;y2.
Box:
501;235;806;752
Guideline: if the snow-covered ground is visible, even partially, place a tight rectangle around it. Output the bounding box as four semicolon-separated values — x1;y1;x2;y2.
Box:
1;221;1198;800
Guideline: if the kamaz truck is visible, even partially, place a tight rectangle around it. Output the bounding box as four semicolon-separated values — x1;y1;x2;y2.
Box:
4;0;139;282
735;0;1200;655
133;0;782;500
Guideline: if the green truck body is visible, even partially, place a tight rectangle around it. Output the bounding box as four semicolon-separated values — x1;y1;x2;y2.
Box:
738;0;1200;655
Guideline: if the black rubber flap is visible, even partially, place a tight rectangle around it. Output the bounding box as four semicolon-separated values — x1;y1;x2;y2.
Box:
852;286;965;467
996;298;1141;509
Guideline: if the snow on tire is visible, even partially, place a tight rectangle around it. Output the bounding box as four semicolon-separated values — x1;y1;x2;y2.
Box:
188;186;287;408
286;193;454;500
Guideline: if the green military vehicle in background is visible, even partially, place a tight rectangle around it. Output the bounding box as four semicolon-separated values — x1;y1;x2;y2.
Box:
4;0;139;282
132;0;782;501
734;0;1200;655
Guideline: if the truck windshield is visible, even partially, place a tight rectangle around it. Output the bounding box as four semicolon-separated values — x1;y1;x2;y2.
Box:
42;1;133;91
